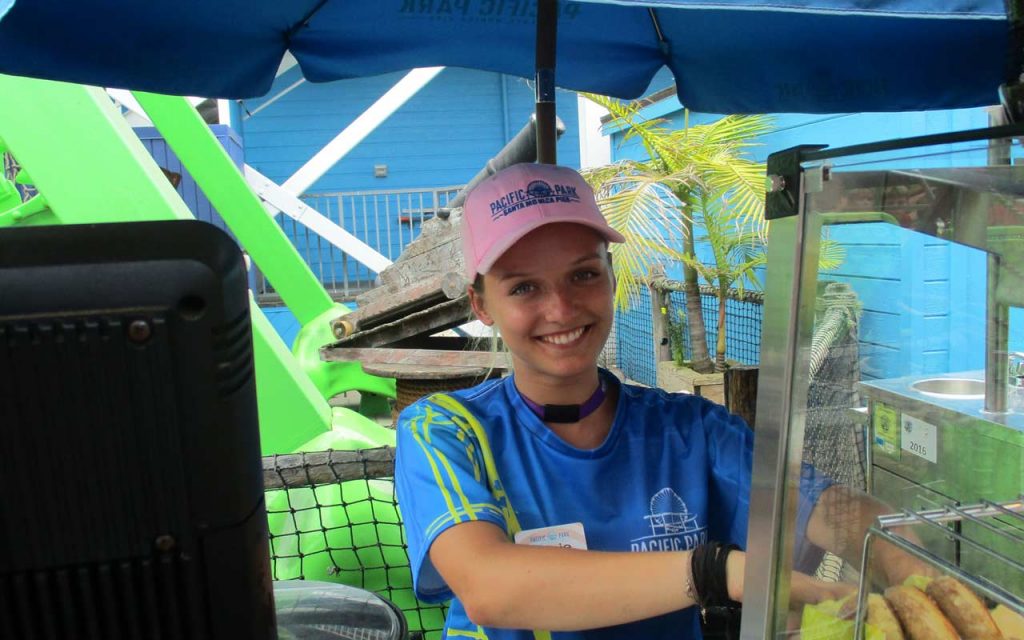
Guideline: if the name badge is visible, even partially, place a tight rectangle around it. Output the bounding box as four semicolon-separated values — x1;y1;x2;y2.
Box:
514;522;588;550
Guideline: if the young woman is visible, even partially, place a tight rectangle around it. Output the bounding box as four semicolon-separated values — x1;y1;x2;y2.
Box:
395;163;897;639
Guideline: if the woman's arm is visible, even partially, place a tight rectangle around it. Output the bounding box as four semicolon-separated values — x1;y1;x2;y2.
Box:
430;520;721;630
805;484;935;586
433;524;839;631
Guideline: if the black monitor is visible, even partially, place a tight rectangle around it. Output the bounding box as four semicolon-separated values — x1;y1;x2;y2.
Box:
0;220;275;639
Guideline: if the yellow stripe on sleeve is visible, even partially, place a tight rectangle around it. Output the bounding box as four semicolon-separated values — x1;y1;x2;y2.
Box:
430;394;525;537
419;400;483;522
407;410;462;525
447;625;490;638
423;394;551;640
433;448;479;521
424;502;506;540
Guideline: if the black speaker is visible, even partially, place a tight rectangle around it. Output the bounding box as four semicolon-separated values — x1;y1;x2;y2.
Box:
0;220;275;640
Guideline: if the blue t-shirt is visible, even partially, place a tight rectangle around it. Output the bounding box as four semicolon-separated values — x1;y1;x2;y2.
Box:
395;373;828;639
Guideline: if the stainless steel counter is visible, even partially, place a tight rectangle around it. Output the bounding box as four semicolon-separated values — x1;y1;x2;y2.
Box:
859;371;1024;445
859;371;1024;597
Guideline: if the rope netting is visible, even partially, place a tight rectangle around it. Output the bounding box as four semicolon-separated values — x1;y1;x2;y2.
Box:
263;448;446;640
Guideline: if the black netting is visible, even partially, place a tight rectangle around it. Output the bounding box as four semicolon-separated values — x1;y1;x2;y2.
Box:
264;448;446;640
614;288;657;386
803;282;867;491
694;292;764;366
615;285;764;385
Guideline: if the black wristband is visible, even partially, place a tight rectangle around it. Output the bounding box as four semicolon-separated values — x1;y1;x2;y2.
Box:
690;541;741;610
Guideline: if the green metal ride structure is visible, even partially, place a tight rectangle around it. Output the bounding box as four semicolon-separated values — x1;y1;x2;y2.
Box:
0;75;447;638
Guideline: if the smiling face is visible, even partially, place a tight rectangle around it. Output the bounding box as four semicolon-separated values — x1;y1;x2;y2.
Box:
468;222;614;394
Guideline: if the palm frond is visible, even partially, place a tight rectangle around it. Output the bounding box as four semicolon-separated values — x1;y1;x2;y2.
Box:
588;94;688;173
584;94;843;323
698;114;775;149
818;238;847;272
588;169;691;310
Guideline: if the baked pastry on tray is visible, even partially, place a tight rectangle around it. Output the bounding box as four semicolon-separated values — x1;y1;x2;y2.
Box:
926;576;1003;640
865;593;906;640
884;584;959;640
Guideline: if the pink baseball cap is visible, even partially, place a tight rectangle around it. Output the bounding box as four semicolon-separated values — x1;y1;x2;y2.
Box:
461;163;624;280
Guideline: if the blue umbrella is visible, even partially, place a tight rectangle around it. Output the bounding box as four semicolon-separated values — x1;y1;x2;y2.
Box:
0;0;1013;115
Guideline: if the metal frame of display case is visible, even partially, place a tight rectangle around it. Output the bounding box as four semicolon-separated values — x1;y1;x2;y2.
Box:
741;121;1024;639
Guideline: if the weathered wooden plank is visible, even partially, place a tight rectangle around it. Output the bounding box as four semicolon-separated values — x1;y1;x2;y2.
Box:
262;446;396;489
324;347;510;371
347;274;449;329
325;296;471;348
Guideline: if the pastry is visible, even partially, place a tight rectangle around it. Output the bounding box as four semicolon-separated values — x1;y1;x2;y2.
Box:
866;593;906;639
884;585;958;640
926;576;1003;639
838;593;905;639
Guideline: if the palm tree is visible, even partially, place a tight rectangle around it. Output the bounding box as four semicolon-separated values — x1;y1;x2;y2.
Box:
582;95;773;373
685;191;768;371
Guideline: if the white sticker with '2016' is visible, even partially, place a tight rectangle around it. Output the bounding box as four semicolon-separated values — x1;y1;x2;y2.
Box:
901;415;938;464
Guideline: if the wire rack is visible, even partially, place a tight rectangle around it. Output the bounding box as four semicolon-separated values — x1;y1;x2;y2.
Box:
852;497;1024;638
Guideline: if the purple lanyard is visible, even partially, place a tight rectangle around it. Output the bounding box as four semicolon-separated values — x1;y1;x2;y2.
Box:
517;379;606;423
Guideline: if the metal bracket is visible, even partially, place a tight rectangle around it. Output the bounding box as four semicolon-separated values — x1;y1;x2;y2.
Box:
765;144;827;220
803;164;830;194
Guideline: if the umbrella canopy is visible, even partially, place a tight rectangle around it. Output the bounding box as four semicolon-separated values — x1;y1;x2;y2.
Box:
0;0;1014;114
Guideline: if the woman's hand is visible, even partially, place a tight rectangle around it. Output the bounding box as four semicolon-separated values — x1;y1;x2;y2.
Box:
726;549;745;602
790;572;855;607
805;486;939;588
726;550;853;608
873;535;939;586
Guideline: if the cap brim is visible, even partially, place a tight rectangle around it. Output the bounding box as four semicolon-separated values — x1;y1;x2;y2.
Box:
474;219;625;277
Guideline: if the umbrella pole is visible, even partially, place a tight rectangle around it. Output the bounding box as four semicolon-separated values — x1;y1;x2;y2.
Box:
535;0;557;164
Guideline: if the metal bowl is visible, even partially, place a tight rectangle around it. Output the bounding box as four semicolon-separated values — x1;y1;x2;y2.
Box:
909;377;985;400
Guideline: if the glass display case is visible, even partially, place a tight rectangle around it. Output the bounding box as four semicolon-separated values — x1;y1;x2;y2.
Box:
741;124;1024;638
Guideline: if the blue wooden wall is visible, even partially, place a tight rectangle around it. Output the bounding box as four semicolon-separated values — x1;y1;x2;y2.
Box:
239;67;582;190
608;78;1021;380
826;223;988;380
237;66;582;303
135;124;244;238
135;124;264;294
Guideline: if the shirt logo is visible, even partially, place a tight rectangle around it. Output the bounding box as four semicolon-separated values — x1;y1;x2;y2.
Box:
488;180;581;219
630;488;708;552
